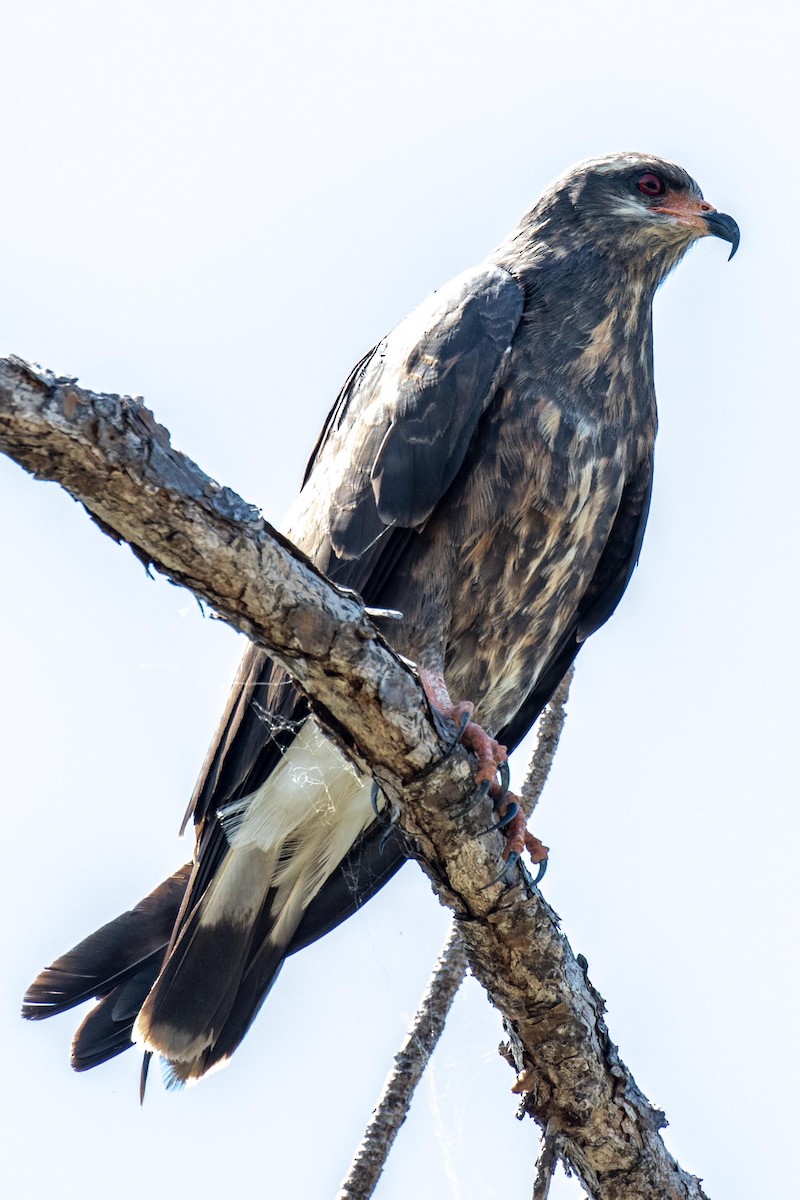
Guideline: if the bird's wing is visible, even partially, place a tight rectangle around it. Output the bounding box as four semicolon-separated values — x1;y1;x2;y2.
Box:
290;262;526;573
186;262;526;836
336;266;524;547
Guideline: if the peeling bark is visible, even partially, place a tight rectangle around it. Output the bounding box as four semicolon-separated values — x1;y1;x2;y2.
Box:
0;356;710;1200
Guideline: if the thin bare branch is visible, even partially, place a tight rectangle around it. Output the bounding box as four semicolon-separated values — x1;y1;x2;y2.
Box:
1;356;709;1200
337;924;468;1199
532;1131;559;1200
521;665;574;816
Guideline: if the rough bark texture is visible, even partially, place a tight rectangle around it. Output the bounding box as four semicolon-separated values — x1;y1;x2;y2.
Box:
0;356;709;1200
337;924;468;1200
532;1133;560;1200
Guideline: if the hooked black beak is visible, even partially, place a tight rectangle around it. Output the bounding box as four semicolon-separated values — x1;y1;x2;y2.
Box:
703;210;740;260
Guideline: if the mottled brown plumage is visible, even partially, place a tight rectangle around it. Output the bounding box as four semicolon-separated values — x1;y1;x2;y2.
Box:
23;153;738;1086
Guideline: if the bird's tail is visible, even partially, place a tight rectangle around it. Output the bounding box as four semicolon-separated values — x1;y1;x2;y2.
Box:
22;866;191;1070
134;720;375;1084
23;720;377;1086
131;844;285;1085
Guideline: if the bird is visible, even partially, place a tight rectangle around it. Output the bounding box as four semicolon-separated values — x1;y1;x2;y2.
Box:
22;152;739;1088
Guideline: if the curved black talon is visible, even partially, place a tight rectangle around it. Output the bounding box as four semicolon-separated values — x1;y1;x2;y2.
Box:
450;707;471;750
378;805;400;853
515;854;548;892
494;798;518;830
481;800;519;835
468;778;492;812
426;708;472;773
371;779;397;848
480;851;520;889
414;708;474;784
496;759;510;802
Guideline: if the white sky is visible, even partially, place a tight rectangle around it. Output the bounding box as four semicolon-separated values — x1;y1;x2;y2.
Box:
1;2;797;1198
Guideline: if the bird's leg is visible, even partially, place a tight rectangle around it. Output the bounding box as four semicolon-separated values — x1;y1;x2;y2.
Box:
419;669;548;876
419;669;507;786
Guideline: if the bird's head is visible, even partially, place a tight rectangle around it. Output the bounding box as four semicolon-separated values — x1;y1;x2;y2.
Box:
531;153;739;281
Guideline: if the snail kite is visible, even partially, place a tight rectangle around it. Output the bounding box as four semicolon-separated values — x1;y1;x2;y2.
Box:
23;153;739;1086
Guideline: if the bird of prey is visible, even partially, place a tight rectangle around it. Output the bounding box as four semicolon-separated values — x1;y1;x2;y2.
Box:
23;153;739;1088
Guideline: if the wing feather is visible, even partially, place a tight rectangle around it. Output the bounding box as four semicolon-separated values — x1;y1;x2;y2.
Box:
326;264;524;556
187;264;524;841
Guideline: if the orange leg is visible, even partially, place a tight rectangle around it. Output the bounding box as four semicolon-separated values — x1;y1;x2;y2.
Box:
419;669;508;786
419;669;548;871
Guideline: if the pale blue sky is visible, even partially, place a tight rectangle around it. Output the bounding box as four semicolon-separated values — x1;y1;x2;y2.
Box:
1;3;797;1198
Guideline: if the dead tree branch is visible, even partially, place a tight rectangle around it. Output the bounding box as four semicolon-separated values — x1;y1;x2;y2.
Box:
521;665;574;817
532;1131;560;1200
0;355;709;1200
336;923;468;1199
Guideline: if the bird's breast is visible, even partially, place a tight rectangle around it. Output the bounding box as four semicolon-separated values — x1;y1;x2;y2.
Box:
383;377;648;733
442;444;626;731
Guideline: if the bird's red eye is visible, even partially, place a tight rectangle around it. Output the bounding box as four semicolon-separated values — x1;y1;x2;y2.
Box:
637;172;666;197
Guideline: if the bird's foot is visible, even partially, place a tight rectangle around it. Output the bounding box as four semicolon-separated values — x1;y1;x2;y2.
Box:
433;701;508;786
461;718;508;787
445;710;510;808
419;670;508;786
417;670;546;879
486;791;549;868
500;800;549;866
